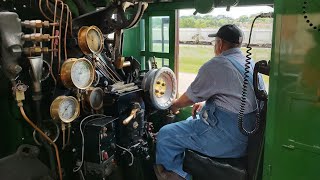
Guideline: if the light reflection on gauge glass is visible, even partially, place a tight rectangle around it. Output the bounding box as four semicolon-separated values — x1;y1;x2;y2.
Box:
58;98;77;121
90;88;104;110
87;28;102;53
71;60;92;88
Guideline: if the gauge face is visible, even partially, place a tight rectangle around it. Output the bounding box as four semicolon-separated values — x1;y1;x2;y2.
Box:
89;88;104;110
59;98;77;121
50;96;80;123
86;28;103;53
71;59;94;89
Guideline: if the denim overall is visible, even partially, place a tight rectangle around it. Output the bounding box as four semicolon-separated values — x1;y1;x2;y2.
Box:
156;56;263;180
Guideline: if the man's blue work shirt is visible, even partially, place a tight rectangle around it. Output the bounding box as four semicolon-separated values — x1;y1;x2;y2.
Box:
186;48;259;114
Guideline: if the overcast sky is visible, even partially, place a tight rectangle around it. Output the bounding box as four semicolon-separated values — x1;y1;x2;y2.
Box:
179;6;274;18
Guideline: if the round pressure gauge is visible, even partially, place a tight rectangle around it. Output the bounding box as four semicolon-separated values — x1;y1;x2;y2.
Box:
50;96;80;123
85;87;104;110
92;70;102;86
61;58;95;89
78;26;104;55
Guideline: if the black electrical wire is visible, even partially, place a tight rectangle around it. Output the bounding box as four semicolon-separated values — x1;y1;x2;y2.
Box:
238;15;262;136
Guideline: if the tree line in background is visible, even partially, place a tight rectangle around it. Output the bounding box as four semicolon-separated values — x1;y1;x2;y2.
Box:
179;14;273;29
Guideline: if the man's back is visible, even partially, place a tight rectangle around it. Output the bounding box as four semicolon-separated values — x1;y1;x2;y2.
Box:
186;48;257;114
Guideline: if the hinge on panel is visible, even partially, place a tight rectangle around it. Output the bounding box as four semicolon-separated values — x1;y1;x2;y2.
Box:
282;144;295;150
268;165;272;176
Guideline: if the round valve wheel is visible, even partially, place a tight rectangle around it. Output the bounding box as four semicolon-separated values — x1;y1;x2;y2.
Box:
142;69;157;92
142;67;177;110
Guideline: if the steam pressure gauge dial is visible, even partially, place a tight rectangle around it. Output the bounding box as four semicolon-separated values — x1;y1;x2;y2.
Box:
78;26;104;55
85;87;104;110
61;58;95;89
50;96;80;123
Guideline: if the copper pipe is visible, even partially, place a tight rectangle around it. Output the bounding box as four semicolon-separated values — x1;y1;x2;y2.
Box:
57;2;64;74
50;0;58;86
39;0;54;22
69;10;73;36
61;123;66;150
46;0;54;15
47;0;66;15
64;5;69;61
18;104;63;180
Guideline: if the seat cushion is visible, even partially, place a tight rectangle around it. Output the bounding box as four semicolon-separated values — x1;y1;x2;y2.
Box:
183;150;247;180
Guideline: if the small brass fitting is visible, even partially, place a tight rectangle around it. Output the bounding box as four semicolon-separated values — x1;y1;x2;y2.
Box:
22;33;56;42
21;20;54;28
23;47;54;56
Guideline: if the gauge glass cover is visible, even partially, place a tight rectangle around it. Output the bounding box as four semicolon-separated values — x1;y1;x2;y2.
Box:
89;88;104;110
87;28;102;53
58;98;77;121
71;60;93;89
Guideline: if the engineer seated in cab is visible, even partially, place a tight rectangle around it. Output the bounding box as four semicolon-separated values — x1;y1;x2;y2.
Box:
154;24;264;180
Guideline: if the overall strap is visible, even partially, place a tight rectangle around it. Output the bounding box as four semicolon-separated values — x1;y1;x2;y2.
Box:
223;55;265;112
224;56;264;91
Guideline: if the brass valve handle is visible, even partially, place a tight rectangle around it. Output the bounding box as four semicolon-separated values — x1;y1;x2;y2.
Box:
115;56;131;69
123;108;139;125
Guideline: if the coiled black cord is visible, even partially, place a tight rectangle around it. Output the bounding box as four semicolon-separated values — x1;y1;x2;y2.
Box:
238;15;261;136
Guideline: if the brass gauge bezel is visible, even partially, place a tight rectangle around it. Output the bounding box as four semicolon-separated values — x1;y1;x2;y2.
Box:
85;87;104;110
78;25;104;55
60;58;95;89
50;96;80;123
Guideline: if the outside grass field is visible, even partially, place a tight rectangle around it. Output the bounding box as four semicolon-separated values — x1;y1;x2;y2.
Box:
178;44;271;89
179;45;271;74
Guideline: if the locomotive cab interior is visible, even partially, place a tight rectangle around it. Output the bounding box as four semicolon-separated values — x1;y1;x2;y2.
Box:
1;0;320;180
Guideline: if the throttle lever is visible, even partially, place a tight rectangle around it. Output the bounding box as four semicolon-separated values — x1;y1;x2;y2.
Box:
122;103;141;125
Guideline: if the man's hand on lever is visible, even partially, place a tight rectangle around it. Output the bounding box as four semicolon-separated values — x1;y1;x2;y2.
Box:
170;100;180;114
169;93;195;115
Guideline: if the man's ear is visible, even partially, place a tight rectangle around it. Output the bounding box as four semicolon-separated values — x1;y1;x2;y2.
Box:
219;41;223;52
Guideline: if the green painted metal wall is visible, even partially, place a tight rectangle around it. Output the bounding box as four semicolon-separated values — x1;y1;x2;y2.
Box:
123;23;143;67
263;0;320;179
123;10;177;71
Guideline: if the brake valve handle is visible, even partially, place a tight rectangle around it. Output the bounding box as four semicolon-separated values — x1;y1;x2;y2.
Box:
122;103;141;125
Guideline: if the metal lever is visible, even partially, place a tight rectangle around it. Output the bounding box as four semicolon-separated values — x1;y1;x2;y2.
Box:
123;108;139;125
115;56;131;69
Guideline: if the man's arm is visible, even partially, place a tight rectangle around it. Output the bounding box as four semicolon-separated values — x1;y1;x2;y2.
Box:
170;93;194;114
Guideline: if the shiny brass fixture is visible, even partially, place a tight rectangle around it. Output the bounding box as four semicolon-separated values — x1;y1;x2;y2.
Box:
78;26;104;55
154;78;167;98
114;56;131;69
